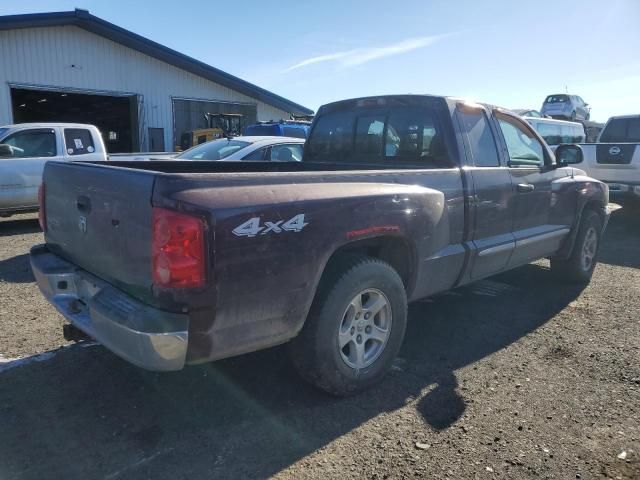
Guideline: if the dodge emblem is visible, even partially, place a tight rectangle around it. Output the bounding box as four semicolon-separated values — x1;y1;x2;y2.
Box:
609;146;621;155
78;215;87;234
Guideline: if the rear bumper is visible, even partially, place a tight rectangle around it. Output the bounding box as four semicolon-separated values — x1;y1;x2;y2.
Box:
30;245;189;371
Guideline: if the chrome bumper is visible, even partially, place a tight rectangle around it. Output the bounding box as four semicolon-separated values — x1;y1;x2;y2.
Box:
30;245;189;371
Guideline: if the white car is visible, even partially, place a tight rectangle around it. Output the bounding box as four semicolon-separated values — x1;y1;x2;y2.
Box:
175;136;305;162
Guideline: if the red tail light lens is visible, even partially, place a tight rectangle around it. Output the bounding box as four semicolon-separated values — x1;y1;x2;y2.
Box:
152;208;205;288
38;183;46;232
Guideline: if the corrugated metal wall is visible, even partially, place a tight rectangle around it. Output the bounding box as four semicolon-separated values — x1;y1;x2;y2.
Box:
0;25;293;151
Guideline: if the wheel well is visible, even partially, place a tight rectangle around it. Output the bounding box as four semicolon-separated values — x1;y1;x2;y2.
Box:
323;236;414;292
583;199;605;226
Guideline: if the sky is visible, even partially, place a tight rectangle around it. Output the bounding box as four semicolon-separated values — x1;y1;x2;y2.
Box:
1;0;639;122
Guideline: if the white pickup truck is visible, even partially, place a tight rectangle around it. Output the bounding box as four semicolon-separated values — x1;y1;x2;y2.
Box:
0;123;174;216
577;115;640;202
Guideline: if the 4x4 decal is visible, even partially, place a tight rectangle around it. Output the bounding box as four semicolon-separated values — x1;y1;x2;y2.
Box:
232;214;308;237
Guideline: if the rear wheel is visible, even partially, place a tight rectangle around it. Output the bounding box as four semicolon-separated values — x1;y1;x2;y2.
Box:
289;256;407;396
551;210;602;283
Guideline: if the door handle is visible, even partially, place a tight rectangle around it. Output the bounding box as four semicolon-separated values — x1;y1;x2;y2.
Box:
517;183;535;193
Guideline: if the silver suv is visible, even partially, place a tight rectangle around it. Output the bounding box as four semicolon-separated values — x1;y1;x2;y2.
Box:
541;94;590;121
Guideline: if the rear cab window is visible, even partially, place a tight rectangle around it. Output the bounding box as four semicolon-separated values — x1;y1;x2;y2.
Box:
64;129;95;156
305;98;454;168
599;118;640;142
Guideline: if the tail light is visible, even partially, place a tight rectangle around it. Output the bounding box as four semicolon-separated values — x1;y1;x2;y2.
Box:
152;207;206;288
38;183;46;232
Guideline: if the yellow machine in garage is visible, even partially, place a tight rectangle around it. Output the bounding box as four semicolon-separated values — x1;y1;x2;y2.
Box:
191;113;244;145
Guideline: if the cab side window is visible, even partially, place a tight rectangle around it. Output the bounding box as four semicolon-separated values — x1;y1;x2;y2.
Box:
497;115;544;167
269;144;303;161
64;129;95;156
0;129;57;157
457;107;500;167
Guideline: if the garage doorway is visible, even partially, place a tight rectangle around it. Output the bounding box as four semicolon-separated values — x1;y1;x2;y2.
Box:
10;87;139;153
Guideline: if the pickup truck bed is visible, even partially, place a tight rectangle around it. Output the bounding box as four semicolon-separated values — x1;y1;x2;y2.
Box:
31;95;610;395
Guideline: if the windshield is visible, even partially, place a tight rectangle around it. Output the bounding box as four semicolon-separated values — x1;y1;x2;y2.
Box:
545;95;569;104
599;118;640;142
177;139;250;160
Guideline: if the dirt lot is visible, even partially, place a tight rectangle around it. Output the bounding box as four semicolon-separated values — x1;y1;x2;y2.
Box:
0;207;638;480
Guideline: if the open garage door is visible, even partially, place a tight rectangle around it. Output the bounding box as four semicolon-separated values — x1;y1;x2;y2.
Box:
10;87;139;153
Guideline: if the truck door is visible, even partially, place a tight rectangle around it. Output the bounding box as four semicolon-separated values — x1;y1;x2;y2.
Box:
493;111;573;267
0;128;57;211
455;103;516;280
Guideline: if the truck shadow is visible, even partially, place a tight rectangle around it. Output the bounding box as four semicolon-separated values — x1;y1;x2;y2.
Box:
0;217;41;237
597;205;640;269
0;263;584;479
0;254;35;283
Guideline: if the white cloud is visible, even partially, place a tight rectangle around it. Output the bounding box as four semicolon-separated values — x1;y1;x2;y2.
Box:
284;34;452;72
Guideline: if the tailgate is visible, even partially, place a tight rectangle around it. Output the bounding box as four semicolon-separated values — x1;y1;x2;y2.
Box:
43;161;156;302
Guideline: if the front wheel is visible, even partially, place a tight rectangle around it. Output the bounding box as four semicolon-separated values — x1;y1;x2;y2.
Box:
289;256;408;396
551;210;602;283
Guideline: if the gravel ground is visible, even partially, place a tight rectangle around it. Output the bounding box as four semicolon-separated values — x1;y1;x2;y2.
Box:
0;207;638;479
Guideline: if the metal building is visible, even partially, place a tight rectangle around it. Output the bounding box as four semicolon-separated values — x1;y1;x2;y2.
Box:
0;9;313;152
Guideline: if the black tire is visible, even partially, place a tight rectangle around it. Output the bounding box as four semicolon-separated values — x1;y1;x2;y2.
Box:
289;256;408;396
551;210;602;283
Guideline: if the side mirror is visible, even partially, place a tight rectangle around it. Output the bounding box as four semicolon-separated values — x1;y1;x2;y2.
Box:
0;144;13;157
555;144;583;166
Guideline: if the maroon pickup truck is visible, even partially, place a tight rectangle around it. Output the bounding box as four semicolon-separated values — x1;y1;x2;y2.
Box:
31;95;610;395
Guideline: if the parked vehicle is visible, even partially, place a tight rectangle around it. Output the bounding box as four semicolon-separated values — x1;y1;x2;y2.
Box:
513;109;546;118
575;115;640;200
244;120;311;139
541;94;590;121
0;123;175;216
525;117;586;146
176;136;305;161
179;113;245;151
31;95;609;395
0;123;105;216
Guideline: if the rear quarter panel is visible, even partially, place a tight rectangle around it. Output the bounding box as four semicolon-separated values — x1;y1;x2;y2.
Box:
153;169;465;362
